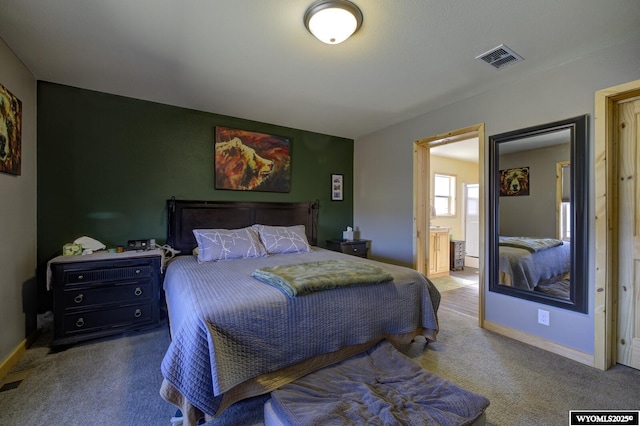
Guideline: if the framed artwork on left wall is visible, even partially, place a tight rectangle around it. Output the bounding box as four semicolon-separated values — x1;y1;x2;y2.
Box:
331;174;344;201
0;82;22;176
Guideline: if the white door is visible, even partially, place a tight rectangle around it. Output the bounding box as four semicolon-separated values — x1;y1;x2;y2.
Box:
617;98;640;369
464;184;480;258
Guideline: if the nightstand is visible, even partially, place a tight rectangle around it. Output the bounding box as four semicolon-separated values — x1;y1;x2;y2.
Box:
450;240;465;271
326;239;370;258
48;250;162;347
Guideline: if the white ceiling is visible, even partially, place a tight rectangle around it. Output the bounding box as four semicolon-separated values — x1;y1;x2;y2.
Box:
430;138;479;163
1;1;639;139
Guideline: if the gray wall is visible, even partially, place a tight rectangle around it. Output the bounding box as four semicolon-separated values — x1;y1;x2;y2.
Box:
0;38;37;366
354;35;640;355
499;143;569;238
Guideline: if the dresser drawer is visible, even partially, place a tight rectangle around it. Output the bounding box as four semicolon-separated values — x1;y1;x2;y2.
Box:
62;302;154;336
326;239;370;258
64;265;153;285
63;282;153;310
341;242;367;257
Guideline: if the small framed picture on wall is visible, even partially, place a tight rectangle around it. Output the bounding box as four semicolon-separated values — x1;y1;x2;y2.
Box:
331;174;344;201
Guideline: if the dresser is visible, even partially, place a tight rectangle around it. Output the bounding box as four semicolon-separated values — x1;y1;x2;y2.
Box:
326;239;369;258
49;250;162;347
450;240;466;271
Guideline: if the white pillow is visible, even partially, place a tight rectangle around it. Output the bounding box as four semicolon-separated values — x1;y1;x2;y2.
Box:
253;224;311;255
192;227;267;263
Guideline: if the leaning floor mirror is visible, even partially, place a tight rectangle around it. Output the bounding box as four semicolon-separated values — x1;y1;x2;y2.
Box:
488;115;589;313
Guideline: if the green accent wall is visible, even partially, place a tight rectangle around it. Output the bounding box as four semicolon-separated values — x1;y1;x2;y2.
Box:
36;82;353;287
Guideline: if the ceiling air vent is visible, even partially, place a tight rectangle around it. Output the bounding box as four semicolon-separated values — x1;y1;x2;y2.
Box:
475;44;523;70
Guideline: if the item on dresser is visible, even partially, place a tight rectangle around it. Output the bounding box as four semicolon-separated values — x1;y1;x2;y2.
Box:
326;238;369;258
342;226;358;241
73;236;106;254
127;239;150;251
47;250;162;346
62;243;83;256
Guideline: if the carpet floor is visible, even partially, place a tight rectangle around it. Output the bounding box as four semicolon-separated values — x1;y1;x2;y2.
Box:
1;309;639;425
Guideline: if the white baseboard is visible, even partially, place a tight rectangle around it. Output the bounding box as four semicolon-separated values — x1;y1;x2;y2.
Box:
483;320;594;367
0;339;27;381
465;256;479;268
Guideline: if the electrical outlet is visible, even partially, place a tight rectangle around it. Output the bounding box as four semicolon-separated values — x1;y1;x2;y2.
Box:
538;309;550;326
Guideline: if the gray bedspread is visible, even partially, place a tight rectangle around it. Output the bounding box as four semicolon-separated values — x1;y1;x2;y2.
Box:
499;241;570;290
161;248;440;416
499;236;563;253
270;339;489;425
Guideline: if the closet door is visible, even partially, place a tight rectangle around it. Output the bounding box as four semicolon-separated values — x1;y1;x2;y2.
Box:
616;98;640;370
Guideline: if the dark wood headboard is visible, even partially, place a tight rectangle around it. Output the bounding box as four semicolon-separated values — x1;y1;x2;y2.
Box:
167;198;319;254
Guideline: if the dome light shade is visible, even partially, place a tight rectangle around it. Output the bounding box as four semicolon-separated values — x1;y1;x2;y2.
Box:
304;0;363;45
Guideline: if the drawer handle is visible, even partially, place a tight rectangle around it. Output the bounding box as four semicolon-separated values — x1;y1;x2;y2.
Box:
76;318;85;328
134;287;143;296
74;294;84;304
77;274;84;280
134;309;142;318
353;248;358;251
135;269;141;274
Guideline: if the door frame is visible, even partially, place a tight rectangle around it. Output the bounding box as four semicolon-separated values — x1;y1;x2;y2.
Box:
413;123;485;326
594;79;640;370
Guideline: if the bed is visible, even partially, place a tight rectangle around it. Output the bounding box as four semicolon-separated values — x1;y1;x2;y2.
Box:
159;199;441;425
498;236;570;298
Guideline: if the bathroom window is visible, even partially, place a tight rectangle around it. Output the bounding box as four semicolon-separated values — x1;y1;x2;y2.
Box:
433;174;456;216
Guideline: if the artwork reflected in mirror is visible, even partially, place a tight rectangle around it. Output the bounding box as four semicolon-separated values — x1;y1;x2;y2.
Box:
488;115;588;313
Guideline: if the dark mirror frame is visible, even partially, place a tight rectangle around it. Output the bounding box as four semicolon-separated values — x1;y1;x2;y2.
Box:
488;115;589;313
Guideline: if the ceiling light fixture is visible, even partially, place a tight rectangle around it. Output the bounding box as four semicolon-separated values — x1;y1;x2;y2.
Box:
304;0;363;45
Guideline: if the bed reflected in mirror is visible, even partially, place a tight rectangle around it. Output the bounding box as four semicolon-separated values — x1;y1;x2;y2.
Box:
488;115;588;313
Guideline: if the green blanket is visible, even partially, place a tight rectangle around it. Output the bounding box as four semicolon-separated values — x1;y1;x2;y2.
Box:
499;236;563;253
252;259;394;297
